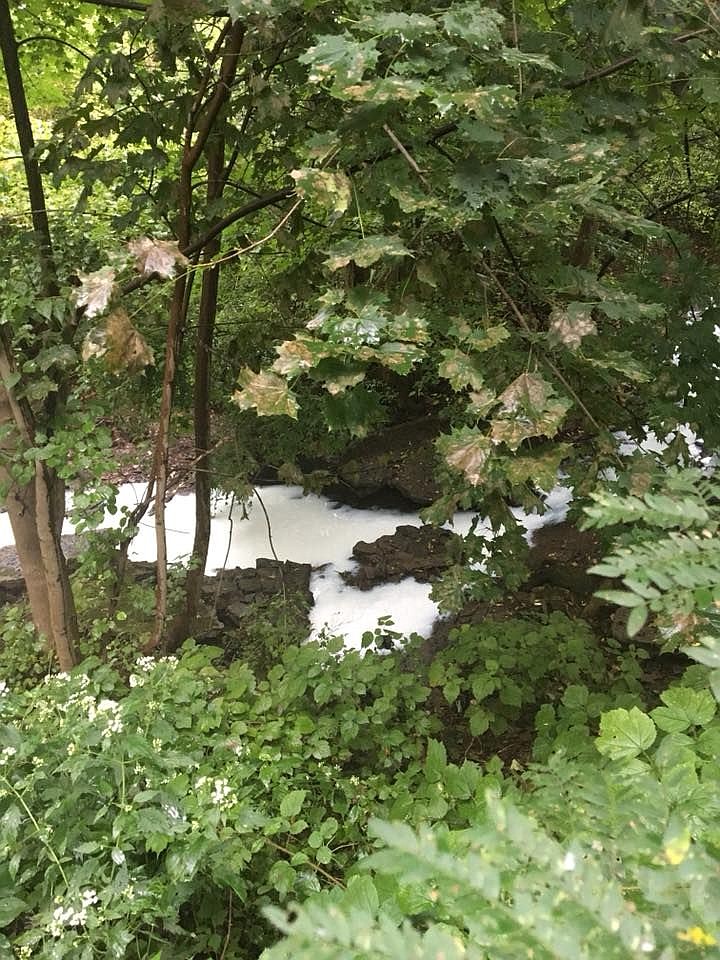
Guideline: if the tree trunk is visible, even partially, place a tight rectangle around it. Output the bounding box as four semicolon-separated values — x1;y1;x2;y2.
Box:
0;388;79;670
185;135;224;632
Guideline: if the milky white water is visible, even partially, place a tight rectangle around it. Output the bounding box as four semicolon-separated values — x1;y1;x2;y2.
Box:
0;482;572;649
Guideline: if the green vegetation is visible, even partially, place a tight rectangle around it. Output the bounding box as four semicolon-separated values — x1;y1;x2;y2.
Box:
2;0;720;955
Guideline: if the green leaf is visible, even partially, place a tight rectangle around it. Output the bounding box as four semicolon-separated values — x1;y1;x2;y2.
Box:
626;602;648;637
268;859;296;895
651;688;716;733
0;897;26;927
442;3;504;45
299;35;379;86
595;589;647;608
358;11;437;40
597;707;656;760
342;875;379;915
324;236;412;271
438;348;485;391
280;789;306;819
425;738;447;782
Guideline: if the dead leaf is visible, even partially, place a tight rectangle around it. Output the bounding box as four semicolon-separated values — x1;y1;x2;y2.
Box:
128;237;190;278
105;308;155;372
75;266;117;318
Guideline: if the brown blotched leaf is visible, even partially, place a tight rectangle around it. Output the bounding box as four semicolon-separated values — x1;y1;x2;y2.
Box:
548;304;597;350
82;307;154;373
232;368;299;418
499;372;552;413
128;237;190;278
438;429;492;485
105;308;155;372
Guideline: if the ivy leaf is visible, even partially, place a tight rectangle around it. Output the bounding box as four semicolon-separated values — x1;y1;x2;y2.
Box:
548;304;597;350
651;688;716;733
128;237;189;278
596;707;656;759
324;236;412;271
438;428;492;485
74;265;116;318
438;348;485;391
290;169;351;219
232;369;299;418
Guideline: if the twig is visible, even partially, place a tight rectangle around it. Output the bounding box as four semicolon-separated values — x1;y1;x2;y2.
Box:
265;838;344;887
382;123;430;189
219;890;233;960
479;256;622;461
211;491;235;628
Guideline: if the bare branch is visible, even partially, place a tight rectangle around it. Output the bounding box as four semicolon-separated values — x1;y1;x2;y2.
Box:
16;35;91;59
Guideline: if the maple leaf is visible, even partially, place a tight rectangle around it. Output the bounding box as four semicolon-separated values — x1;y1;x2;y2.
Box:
105;309;154;373
499;372;552;413
438;429;492;485
128;237;190;278
74;266;117;318
290;169;351;219
548;304;597;350
438;348;485;391
232;368;299;418
272;339;316;376
82;308;154;374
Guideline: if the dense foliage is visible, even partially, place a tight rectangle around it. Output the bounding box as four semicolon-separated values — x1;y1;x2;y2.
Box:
2;0;720;956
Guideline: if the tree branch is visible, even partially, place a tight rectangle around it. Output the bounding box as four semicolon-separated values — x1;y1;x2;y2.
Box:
563;27;709;90
79;0;148;10
16;35;91;59
0;0;58;298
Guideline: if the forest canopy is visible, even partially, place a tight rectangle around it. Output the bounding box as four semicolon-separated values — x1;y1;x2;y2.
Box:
1;0;720;957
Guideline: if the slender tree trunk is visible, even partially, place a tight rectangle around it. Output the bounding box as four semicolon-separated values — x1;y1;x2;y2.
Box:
148;19;245;650
185;136;224;631
0;0;79;668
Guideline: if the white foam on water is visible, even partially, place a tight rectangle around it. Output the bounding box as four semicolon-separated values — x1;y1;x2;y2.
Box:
0;481;575;648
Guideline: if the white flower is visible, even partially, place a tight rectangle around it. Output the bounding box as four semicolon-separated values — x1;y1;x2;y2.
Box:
135;656;155;672
210;777;235;808
0;681;8;696
560;851;576;872
67;742;76;756
0;746;17;765
129;674;144;688
152;738;163;751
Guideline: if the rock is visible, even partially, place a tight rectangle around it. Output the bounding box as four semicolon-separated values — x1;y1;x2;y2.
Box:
343;524;459;589
334;417;446;507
